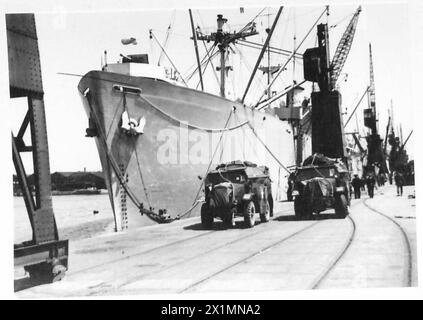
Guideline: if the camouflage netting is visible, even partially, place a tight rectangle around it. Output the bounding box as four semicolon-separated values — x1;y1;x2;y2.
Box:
302;153;348;173
302;153;337;166
215;160;257;170
209;182;232;211
305;177;334;198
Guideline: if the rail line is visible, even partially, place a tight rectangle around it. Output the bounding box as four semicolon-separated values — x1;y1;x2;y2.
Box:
309;215;356;289
363;199;413;287
309;199;371;289
179;221;322;293
67;229;217;277
68;208;294;278
90;211;316;295
71;202;365;294
179;200;363;293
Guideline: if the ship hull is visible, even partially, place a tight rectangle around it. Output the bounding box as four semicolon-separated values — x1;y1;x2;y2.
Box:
78;71;296;230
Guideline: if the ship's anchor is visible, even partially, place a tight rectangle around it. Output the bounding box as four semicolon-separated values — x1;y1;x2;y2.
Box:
120;93;145;136
121;110;145;135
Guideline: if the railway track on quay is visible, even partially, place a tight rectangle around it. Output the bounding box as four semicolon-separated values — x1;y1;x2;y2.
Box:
68;207;294;279
16;191;416;297
70;204;362;295
178;221;321;293
82;208;300;295
363;199;413;287
86;202;362;295
309;215;356;289
178;202;360;294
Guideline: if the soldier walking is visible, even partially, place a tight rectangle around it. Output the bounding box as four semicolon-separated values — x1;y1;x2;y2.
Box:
394;171;405;196
365;175;376;198
351;174;362;199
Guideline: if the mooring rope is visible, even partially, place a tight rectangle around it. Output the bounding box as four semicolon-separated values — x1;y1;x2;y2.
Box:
84;91;158;223
85;91;184;224
131;138;153;209
186;109;234;217
106;95;124;141
246;122;291;174
84;90;240;224
84;87;294;224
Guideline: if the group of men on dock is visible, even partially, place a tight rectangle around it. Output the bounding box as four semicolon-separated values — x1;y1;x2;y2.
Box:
350;171;405;199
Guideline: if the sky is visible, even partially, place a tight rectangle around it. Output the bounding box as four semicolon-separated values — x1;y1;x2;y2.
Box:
4;0;418;174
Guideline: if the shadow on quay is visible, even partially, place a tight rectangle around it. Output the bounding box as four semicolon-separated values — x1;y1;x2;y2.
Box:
183;219;267;231
14;276;51;293
274;212;347;222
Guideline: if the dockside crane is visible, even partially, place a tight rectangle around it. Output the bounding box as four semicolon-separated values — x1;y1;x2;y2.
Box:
329;7;362;90
288;7;362;218
302;6;362;160
362;43;389;176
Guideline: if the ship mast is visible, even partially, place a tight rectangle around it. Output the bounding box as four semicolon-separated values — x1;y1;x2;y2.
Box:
217;15;227;97
267;8;271;100
196;14;259;98
189;9;204;91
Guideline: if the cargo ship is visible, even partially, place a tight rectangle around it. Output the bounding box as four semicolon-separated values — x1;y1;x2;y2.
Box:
77;11;309;231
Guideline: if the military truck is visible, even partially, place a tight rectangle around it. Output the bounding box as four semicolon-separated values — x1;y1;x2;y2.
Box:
201;161;273;229
291;154;351;219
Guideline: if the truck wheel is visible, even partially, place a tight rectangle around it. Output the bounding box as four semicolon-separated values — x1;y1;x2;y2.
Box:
294;196;313;219
260;200;270;223
303;200;313;219
201;203;213;229
224;208;236;228
294;197;304;219
335;194;349;218
287;190;293;202
244;201;256;228
268;194;274;217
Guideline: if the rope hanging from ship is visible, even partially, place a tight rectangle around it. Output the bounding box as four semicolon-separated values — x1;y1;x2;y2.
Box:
129;91;293;176
133;91;249;133
84;87;293;225
246;122;291;174
121;90;241;221
184;109;235;219
83;90;163;223
83;89;227;224
132;91;293;204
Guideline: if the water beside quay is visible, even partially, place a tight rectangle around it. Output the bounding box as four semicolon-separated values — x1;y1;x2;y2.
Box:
14;193;115;244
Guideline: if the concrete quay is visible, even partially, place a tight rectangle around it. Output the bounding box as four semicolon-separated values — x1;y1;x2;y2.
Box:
15;185;417;297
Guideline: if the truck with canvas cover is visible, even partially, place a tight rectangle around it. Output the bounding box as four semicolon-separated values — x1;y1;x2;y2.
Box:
291;154;351;219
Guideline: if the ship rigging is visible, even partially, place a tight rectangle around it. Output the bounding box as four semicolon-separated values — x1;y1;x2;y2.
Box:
76;6;368;230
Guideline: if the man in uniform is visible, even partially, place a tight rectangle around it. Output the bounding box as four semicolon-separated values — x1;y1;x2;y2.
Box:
394;171;405;196
365;174;376;198
351;174;362;199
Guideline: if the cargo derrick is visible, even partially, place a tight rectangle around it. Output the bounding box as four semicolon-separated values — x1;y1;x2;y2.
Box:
303;6;361;161
363;43;388;176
